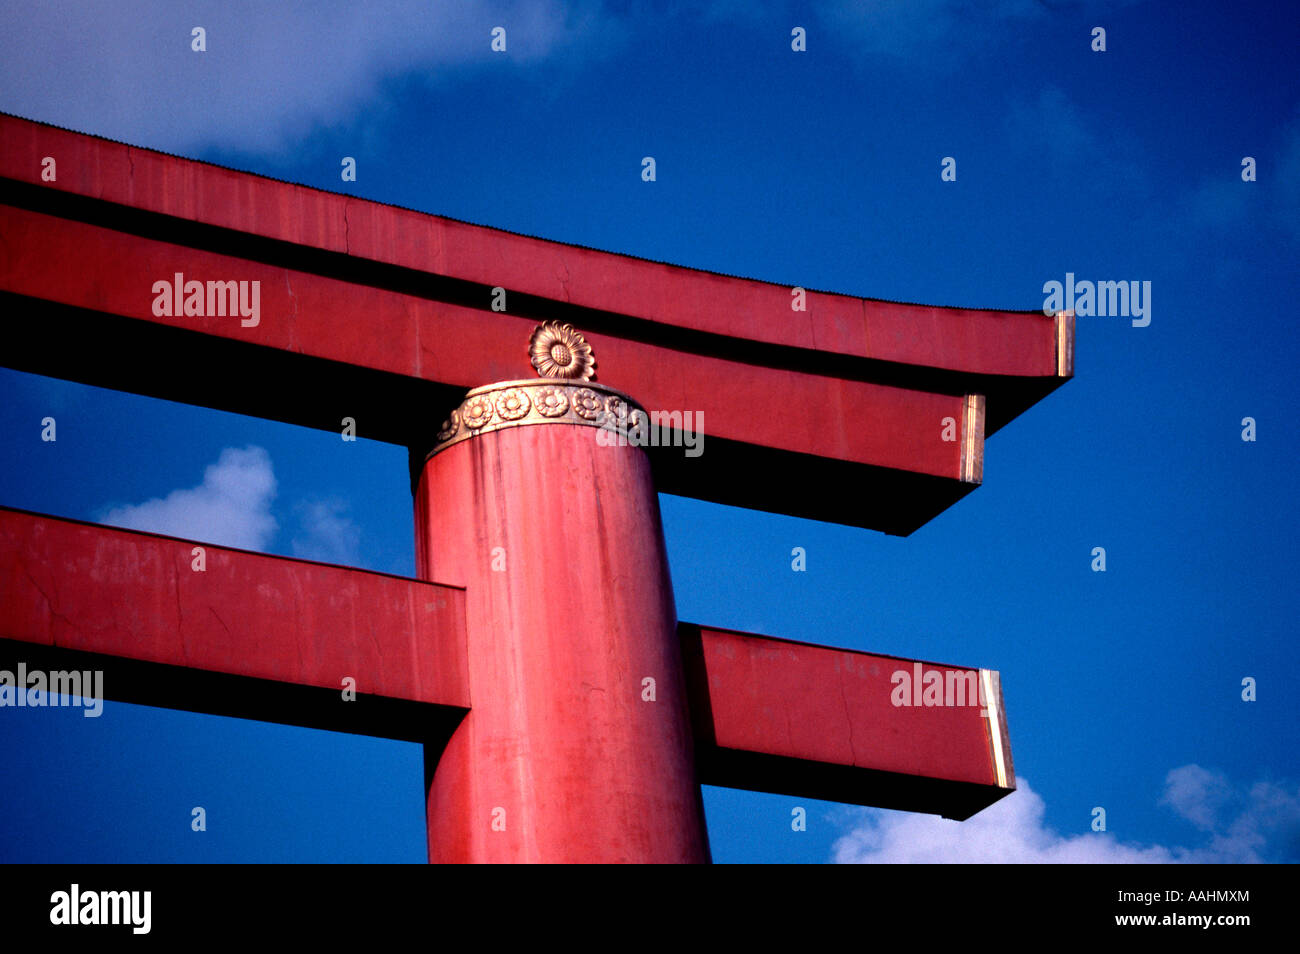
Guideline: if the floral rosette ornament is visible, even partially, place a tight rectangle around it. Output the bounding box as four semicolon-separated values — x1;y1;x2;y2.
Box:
435;409;460;443
535;385;569;417
496;387;531;421
572;388;604;420
529;321;595;380
604;395;628;428
462;395;495;430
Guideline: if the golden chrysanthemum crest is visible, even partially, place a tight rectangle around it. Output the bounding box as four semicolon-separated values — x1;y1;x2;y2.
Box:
425;324;645;458
529;321;595;381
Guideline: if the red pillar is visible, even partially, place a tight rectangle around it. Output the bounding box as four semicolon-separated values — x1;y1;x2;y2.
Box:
414;375;711;863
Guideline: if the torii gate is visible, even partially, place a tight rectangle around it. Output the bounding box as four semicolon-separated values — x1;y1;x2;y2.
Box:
0;114;1070;863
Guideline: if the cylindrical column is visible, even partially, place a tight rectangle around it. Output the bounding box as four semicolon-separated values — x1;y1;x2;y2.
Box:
415;375;710;863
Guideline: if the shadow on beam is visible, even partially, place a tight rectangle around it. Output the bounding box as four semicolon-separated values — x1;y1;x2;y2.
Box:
695;747;1014;822
0;291;462;451
3;293;972;535
648;437;977;537
679;624;1015;820
0;638;468;750
0;175;1067;437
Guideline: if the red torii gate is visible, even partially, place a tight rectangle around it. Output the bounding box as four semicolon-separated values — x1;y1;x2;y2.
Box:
0;113;1069;862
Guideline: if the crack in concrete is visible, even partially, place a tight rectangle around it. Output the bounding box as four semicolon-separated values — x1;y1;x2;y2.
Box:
859;298;871;358
21;563;77;640
292;579;307;677
838;662;859;765
285;272;300;352
208;605;231;640
173;566;187;664
556;262;571;302
286;272;299;318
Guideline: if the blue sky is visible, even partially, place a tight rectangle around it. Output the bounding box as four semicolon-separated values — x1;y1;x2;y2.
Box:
1;0;1297;863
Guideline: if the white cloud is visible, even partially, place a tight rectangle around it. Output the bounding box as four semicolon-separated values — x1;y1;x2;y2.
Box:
833;767;1300;863
1159;763;1234;831
1160;766;1300;864
98;445;278;551
290;497;361;566
0;1;611;155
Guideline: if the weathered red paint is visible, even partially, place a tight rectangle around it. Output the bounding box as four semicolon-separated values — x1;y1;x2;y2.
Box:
415;425;711;863
0;112;1064;378
0;205;976;482
682;625;1013;820
0;507;1011;824
0;507;469;710
0;115;1073;535
0;114;1053;861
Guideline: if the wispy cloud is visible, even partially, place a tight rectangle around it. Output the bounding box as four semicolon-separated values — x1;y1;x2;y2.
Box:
98;445;278;551
0;0;612;155
818;0;1046;60
1004;85;1148;188
1160;763;1235;831
833;766;1300;863
1277;114;1300;238
290;497;361;566
1159;765;1300;863
0;0;1153;156
783;1;1145;65
1179;111;1300;240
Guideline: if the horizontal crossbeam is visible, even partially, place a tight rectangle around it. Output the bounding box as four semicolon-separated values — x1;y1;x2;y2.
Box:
0;508;1014;815
681;624;1014;820
0;114;1070;386
0;506;469;740
0;113;1070;535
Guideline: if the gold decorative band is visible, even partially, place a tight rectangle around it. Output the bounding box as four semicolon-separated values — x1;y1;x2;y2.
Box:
980;668;1015;790
427;379;649;459
960;393;985;485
